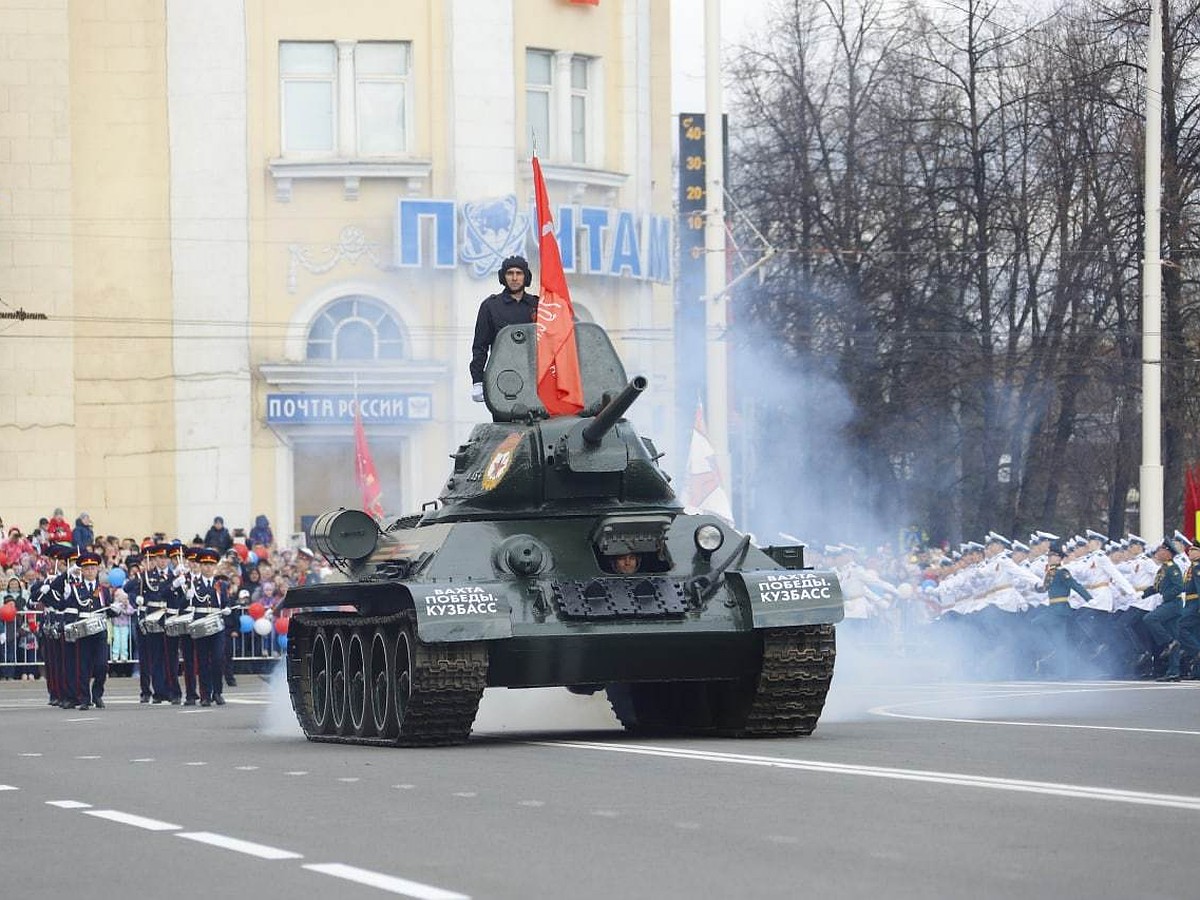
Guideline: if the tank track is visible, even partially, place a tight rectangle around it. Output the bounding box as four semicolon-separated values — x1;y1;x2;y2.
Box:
730;624;836;737
287;612;488;747
607;624;836;738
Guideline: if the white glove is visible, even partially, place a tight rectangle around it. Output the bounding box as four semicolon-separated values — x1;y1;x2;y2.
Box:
471;382;484;403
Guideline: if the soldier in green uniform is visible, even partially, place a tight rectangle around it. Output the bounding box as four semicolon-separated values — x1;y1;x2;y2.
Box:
1030;541;1092;676
1141;540;1186;680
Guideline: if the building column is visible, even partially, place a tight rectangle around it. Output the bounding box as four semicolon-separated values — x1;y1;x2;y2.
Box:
166;0;252;538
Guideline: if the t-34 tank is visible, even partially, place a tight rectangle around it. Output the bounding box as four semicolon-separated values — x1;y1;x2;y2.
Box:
279;323;843;746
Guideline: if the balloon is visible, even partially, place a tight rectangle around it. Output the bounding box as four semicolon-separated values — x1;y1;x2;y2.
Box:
274;616;289;635
239;613;254;634
248;601;265;620
252;616;273;637
897;583;914;599
247;551;258;565
108;567;126;589
921;579;938;591
276;633;288;651
233;544;249;562
27;617;38;633
0;602;15;623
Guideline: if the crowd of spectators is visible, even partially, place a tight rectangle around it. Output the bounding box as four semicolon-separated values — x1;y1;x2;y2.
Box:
0;510;327;679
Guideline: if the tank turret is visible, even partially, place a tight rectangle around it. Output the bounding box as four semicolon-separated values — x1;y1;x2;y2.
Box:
279;321;843;749
425;325;676;522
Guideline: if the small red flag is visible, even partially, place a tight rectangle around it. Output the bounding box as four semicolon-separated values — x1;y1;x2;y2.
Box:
532;155;584;416
353;404;385;521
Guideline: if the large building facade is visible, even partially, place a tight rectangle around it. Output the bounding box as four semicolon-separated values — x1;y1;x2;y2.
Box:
1;0;675;541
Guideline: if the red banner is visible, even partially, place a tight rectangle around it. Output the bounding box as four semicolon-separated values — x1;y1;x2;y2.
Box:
354;405;385;520
1184;463;1200;541
532;156;584;416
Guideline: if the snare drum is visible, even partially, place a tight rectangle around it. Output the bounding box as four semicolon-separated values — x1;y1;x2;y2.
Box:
65;615;106;642
142;609;166;634
164;613;195;637
187;614;223;639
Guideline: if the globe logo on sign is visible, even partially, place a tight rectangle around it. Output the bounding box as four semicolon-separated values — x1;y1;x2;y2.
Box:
460;195;530;279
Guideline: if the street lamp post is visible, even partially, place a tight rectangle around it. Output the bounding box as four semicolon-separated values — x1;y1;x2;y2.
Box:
1141;0;1164;543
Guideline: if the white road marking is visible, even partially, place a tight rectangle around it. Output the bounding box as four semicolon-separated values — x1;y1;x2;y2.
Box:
285;771;308;776
20;753;42;757
235;765;259;771
76;755;101;760
535;741;1200;813
393;784;414;790
337;777;360;783
304;863;469;900
452;791;476;798
592;809;619;818
47;800;91;809
0;785;17;792
66;718;98;723
185;762;207;767
518;800;544;807
131;758;155;763
868;683;1200;736
84;809;182;830
176;831;303;860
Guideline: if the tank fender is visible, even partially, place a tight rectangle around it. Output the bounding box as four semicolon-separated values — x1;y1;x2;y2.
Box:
408;582;514;643
727;570;844;628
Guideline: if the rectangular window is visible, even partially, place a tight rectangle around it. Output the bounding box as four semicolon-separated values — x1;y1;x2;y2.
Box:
355;42;410;156
570;56;590;164
280;42;336;154
526;49;553;156
280;40;412;158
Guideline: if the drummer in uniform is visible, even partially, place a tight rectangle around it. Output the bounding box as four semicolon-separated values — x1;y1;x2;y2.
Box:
172;546;202;705
55;545;82;708
67;552;115;709
187;548;231;706
136;543;173;703
156;541;187;704
34;544;67;706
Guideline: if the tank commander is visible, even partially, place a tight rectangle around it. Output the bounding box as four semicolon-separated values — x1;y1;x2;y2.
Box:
470;255;539;402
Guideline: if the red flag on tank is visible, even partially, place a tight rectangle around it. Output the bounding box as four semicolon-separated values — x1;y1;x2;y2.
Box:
353;404;386;521
532;155;585;416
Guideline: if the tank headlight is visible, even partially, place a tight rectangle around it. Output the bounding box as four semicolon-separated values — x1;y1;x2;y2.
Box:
694;524;724;554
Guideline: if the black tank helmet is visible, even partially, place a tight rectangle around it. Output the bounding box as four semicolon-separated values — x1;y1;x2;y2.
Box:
498;254;532;290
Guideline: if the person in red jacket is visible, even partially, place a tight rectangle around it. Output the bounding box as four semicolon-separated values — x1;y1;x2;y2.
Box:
0;528;35;568
47;508;72;544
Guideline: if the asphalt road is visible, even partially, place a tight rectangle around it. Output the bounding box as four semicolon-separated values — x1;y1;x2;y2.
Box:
1;660;1198;900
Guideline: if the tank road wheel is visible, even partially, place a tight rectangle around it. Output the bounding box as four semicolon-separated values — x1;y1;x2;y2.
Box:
711;625;836;738
348;628;375;738
368;626;398;740
394;627;415;734
306;626;333;736
329;628;350;736
394;621;488;747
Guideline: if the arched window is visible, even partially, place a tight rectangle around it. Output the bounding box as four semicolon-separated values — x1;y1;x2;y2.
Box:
306;295;405;361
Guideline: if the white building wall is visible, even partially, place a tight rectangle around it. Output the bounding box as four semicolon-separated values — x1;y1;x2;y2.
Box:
166;0;252;537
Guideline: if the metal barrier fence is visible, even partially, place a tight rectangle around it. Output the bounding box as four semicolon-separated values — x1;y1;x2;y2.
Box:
0;608;284;679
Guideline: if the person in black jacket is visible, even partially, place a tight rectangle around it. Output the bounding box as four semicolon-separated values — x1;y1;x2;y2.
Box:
470;255;539;402
203;516;234;555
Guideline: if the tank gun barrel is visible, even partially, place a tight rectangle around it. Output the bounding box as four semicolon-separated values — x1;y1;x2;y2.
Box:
582;376;647;445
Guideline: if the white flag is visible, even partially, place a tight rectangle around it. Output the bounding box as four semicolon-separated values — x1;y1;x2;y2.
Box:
683;402;734;523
